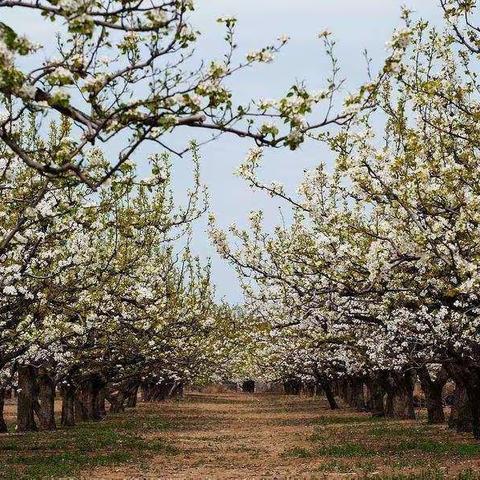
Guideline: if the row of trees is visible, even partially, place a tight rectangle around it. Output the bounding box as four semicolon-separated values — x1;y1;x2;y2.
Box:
0;114;246;432
0;0;345;433
211;2;480;439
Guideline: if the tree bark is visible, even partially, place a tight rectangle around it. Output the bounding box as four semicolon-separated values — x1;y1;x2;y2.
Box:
365;377;385;417
75;375;105;421
467;385;480;440
446;363;480;438
34;369;56;431
126;385;139;408
0;388;7;433
418;366;448;424
109;390;126;414
449;384;473;433
17;365;38;432
61;384;76;427
319;378;339;410
384;371;416;420
283;378;302;395
347;378;365;411
97;386;107;418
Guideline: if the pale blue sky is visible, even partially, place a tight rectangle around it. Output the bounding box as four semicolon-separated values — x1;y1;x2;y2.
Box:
189;1;442;301
3;1;442;302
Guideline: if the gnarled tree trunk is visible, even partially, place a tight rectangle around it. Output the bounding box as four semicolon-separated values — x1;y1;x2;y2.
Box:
17;365;38;432
446;363;480;438
384;371;416;420
317;376;338;410
75;375;106;421
34;369;56;430
347;378;365;411
0;388;7;433
283;378;302;395
418;365;448;425
126;385;139;408
365;376;385;417
61;384;76;427
449;383;473;433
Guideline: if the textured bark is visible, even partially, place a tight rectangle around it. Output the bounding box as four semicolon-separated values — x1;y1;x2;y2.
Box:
468;386;480;440
17;365;38;432
0;388;7;433
34;370;56;430
61;385;76;427
109;391;126;414
170;382;184;398
110;379;140;412
449;384;473;433
365;377;385;417
317;377;338;410
384;371;416;420
75;375;105;421
142;379;184;402
418;366;448;424
347;378;365;411
338;379;348;403
97;386;107;418
74;390;89;422
126;386;138;408
283;378;302;395
446;363;480;438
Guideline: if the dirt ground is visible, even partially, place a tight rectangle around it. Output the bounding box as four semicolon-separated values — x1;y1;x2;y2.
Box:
77;393;480;480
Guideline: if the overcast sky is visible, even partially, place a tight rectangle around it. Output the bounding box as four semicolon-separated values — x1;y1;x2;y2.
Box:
3;1;443;302
188;0;442;302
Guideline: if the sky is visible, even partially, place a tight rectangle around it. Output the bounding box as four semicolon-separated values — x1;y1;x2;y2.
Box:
186;0;442;301
3;1;443;302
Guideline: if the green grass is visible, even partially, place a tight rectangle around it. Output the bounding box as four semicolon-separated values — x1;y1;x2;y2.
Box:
380;470;480;480
0;408;177;480
296;404;480;475
283;446;313;458
316;442;376;457
314;414;386;425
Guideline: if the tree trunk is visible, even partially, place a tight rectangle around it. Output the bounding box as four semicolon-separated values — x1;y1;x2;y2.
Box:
61;385;76;427
75;389;89;422
76;376;105;421
109;391;126;414
449;384;473;433
0;388;7;433
467;385;480;440
317;377;339;410
126;385;139;408
365;378;385;417
348;378;365;411
34;370;56;430
384;371;416;420
17;365;38;432
446;363;480;438
283;378;302;395
242;380;255;394
418;366;447;425
97;386;107;418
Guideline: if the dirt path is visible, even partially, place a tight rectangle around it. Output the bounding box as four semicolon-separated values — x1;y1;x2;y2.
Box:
81;392;480;480
84;393;346;479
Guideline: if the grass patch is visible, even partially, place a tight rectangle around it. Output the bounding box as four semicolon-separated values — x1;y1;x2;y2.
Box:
0;406;177;480
316;442;375;457
314;414;385;425
381;469;480;480
283;446;313;458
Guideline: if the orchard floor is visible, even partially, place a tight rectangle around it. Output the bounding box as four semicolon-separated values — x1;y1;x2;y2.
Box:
2;394;480;479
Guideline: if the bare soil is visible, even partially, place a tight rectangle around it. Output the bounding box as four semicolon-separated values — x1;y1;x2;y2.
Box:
80;393;480;480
